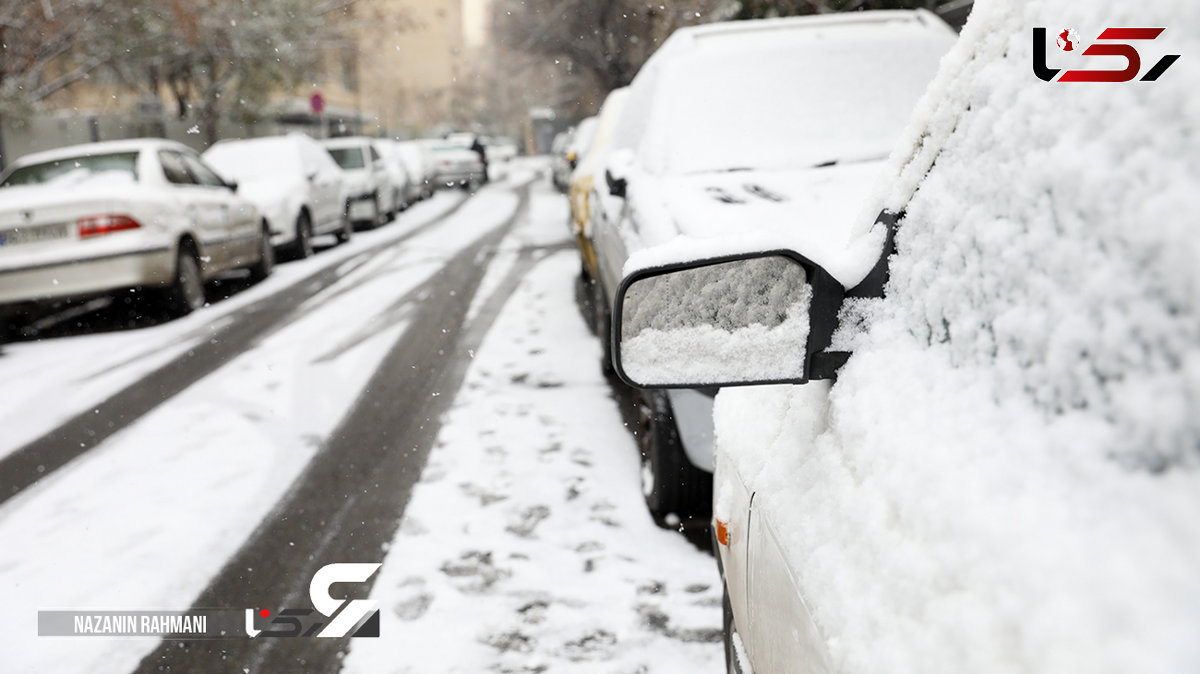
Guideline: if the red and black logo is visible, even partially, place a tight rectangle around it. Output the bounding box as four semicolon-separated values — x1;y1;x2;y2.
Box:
1033;27;1180;82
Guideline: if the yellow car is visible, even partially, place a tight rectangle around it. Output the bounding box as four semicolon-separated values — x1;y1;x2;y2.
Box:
566;88;629;280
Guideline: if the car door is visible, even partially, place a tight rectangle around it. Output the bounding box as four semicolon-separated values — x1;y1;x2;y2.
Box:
178;151;259;271
158;149;231;275
715;382;837;674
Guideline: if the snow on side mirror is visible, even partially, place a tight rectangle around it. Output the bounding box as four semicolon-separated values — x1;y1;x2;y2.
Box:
612;251;846;388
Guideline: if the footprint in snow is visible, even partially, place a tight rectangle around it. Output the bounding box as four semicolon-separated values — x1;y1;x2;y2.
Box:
506;505;551;538
439;551;511;593
391;578;434;621
560;629;618;662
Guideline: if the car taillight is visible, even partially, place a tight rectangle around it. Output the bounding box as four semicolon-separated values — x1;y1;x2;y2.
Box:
77;214;141;238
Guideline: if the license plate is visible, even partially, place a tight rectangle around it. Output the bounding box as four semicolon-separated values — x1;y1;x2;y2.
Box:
0;222;71;247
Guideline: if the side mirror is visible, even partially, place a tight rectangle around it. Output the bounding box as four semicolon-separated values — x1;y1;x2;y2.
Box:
225;180;239;193
605;148;634;198
605;169;626;199
612;251;847;388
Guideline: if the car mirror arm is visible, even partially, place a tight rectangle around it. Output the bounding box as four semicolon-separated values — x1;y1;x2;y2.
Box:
846;209;902;299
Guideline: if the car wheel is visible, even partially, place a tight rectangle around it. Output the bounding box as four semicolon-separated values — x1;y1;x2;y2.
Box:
636;389;713;528
289;211;314;260
372;192;385;228
248;224;274;283
724;586;746;674
336;204;354;244
163;243;206;317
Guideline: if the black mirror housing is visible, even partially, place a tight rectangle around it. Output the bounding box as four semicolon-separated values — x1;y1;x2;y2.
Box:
606;169;627;199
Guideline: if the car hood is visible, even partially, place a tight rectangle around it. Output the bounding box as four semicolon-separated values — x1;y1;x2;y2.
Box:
624;161;888;288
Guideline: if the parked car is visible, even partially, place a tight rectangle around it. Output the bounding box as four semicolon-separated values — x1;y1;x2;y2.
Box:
483;135;519;164
550;128;574;192
611;2;1200;672
203;133;352;259
394;140;436;202
590;11;955;528
0;138;272;329
373;139;412;215
321;137;395;229
568;87;629;279
425;140;486;191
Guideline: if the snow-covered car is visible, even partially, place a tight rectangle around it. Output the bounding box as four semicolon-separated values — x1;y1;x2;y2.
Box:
612;1;1200;672
550;128;574;192
590;11;955;528
321;136;395;228
394;140;435;202
203;133;352;259
483;136;519;164
0;138;272;328
374;139;412;214
425;140;486;191
568;87;628;277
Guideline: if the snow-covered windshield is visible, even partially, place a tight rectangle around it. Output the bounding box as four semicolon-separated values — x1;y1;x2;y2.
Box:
1;152;139;187
642;32;953;175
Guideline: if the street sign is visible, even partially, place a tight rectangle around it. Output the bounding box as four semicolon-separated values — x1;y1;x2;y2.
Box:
310;92;325;115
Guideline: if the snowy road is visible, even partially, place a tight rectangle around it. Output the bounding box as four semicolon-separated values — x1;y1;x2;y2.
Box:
0;161;721;673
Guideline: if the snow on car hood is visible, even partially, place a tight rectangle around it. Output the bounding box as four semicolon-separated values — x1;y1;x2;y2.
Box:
624;161;888;288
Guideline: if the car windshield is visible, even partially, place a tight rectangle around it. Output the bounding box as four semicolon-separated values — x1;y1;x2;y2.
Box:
1;152;139;187
641;32;953;175
327;147;366;169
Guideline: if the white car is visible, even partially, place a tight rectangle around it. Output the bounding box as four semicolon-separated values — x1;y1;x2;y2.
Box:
612;1;1200;672
203;134;352;259
394;140;436;202
321;137;395;228
373;140;412;214
590;11;955;528
424;140;486;191
0;138;272;327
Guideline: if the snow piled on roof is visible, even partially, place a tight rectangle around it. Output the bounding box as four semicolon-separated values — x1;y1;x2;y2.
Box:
717;0;1200;672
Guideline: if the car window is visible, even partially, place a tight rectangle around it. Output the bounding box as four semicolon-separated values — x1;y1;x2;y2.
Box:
369;146;381;163
1;152;139;187
328;147;366;169
180;153;227;187
158;150;197;185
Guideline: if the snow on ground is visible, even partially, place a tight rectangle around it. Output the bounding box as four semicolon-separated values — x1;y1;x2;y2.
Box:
344;192;722;673
0;190;468;460
0;181;526;674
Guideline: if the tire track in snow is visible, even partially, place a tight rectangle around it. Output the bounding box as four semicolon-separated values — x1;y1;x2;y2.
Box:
132;184;543;674
0;194;476;506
